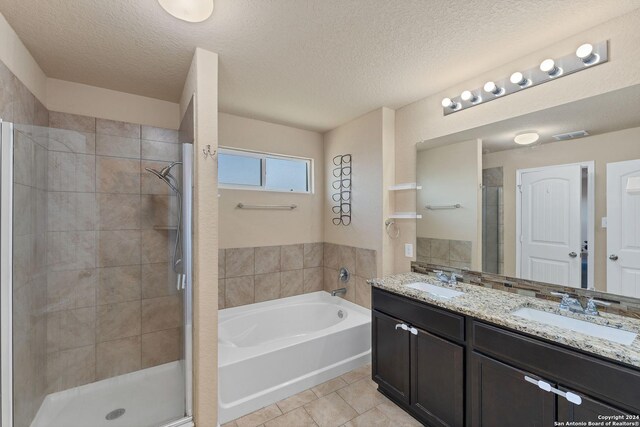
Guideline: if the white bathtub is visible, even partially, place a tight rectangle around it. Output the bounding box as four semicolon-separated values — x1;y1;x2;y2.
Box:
218;291;371;424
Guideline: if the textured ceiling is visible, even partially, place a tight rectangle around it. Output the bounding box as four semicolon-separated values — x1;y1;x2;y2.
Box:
1;0;639;131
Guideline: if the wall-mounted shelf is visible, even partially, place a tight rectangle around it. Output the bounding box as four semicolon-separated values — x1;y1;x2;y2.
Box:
388;182;422;191
388;212;422;219
153;225;178;231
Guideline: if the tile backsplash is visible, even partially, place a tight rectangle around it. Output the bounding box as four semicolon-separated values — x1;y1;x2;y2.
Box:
416;237;472;270
219;242;377;310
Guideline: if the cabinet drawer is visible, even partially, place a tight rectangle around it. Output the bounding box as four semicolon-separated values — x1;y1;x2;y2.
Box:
372;287;465;342
472;321;640;413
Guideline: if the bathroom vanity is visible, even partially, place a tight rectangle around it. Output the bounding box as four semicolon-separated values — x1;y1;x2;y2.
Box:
370;274;640;427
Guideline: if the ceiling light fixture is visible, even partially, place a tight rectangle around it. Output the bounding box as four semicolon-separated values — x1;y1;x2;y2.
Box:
440;40;608;116
158;0;214;23
514;132;540;145
540;59;561;77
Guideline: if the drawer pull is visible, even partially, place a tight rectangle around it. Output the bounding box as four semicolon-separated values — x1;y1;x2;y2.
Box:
524;376;582;406
409;327;418;335
395;323;408;331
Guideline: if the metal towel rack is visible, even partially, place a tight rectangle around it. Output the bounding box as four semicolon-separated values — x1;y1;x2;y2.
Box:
237;203;297;210
426;204;461;210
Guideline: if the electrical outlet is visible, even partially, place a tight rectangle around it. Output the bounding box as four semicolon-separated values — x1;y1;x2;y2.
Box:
404;243;414;258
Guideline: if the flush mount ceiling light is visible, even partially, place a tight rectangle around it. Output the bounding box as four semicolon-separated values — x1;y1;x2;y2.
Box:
440;40;609;116
158;0;214;22
514;132;540;145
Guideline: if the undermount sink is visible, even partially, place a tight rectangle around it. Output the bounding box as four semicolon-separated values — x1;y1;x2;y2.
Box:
405;282;464;299
512;307;637;345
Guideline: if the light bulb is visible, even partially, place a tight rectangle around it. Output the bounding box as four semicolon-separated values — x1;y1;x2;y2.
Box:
510;72;528;87
540;59;561;76
576;43;597;64
483;81;502;95
441;98;458;110
461;90;478;102
158;0;214;22
514;132;540;145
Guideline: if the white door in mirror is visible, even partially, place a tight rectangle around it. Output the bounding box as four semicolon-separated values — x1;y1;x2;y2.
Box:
607;159;640;298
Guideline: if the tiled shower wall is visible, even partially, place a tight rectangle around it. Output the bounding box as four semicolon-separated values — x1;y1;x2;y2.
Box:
219;243;377;310
44;112;184;394
416;237;472;270
1;61;50;427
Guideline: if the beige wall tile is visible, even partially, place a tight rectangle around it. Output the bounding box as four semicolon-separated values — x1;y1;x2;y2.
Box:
430;239;450;260
255;246;281;274
97;301;141;342
48;192;96;232
450;240;472;263
47;307;96;352
303;242;323;268
140;195;178;229
219;249;226;278
141;229;171;264
324;268;338;292
303;267;323;293
141;262;177;299
339;245;356;273
96;336;141;380
141;140;181;162
141;295;182;333
96;134;140;159
97;265;141;305
355;248;376;279
355;277;371;309
46;345;96;393
225;247;255;277
97;230;141;267
47;230;96;272
96;118;140;138
49;111;96;133
324;243;339;270
141;327;181;368
97;193;141;230
48;127;96;155
281;244;303;270
48;151;95;192
141;126;178;143
47;269;96;312
96;156;140;194
225;276;254;308
218;279;226;309
280;270;303;298
255;272;281;302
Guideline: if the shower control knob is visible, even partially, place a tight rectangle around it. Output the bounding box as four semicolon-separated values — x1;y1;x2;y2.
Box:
609;254;619;261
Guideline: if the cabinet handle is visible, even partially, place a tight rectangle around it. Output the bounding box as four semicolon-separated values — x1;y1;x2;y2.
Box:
395;323;408;331
523;376;582;406
409;327;418;335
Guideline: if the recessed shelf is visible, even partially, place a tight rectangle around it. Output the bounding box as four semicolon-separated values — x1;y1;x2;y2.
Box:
388;182;422;191
153;225;178;231
388;213;422;219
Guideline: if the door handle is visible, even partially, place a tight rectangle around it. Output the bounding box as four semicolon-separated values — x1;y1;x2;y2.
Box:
569;252;577;258
609;254;619;261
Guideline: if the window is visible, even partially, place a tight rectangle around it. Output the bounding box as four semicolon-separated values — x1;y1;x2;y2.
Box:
218;148;312;193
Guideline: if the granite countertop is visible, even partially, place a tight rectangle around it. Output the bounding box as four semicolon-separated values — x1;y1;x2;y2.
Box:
369;272;640;368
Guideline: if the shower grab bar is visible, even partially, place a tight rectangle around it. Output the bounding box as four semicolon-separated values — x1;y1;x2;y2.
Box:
426;204;461;210
237;203;297;210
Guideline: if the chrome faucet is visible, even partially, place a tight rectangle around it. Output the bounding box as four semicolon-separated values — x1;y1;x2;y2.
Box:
331;287;347;297
449;273;462;285
584;297;611;316
550;292;611;316
434;270;450;283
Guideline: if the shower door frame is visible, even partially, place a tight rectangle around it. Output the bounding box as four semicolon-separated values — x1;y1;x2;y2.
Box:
1;120;14;427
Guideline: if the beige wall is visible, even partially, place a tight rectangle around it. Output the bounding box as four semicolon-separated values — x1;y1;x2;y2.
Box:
180;48;219;427
417;140;482;269
323;108;395;277
483;126;640;292
218;113;324;248
394;9;640;273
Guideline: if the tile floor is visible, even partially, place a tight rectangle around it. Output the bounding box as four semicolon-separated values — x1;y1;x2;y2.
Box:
222;364;422;427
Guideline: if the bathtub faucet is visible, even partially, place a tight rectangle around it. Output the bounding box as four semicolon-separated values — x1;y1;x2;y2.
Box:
331;287;347;297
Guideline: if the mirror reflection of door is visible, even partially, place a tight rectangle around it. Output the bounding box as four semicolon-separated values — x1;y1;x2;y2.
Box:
607;159;640;297
516;162;594;288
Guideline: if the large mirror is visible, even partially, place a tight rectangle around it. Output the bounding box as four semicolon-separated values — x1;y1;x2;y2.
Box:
416;85;640;297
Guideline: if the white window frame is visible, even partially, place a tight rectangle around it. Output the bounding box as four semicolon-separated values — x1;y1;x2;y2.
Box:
218;147;313;194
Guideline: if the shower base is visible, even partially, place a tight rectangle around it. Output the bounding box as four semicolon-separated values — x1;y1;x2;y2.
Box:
31;361;187;427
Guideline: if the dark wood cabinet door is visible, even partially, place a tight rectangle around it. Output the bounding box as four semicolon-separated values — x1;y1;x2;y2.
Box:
372;310;411;404
558;388;629;421
471;352;555;427
411;327;464;427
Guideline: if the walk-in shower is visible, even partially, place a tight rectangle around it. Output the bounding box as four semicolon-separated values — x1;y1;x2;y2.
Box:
0;119;194;427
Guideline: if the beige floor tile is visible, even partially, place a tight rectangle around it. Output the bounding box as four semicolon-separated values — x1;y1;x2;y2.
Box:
304;392;357;427
235;404;282;427
375;401;423;427
276;389;318;413
221;422;238;427
264;407;316;427
311;377;348;397
343;407;391;427
340;363;371;384
337;378;387;414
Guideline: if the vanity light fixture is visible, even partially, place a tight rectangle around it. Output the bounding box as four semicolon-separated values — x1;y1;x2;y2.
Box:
440;40;608;116
483;81;503;96
540;59;562;77
576;43;598;65
461;90;479;103
158;0;214;22
514;132;540;145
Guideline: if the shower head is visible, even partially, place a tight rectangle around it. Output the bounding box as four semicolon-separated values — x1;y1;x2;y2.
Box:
145;161;182;194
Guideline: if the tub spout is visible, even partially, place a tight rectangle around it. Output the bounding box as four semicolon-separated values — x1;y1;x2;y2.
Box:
331;287;347;297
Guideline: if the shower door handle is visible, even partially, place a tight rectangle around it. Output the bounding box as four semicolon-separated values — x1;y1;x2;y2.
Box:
568;252;578;258
176;274;186;290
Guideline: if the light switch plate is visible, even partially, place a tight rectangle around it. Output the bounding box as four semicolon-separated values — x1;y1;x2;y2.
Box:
601;217;607;228
404;243;414;258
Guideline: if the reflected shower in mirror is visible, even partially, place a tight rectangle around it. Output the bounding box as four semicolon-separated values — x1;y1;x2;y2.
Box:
416;84;640;298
